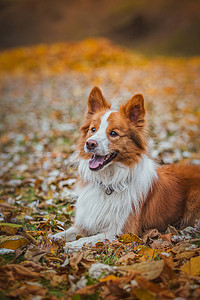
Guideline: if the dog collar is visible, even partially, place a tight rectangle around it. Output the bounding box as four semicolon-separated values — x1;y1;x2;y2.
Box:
99;182;114;195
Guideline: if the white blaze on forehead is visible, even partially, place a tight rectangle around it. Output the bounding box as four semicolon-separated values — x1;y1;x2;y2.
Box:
86;110;113;155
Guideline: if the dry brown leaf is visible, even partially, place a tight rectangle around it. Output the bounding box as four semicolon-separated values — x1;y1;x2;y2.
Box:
24;244;46;263
118;252;137;264
159;233;173;242
69;251;83;269
175;251;197;261
171;242;190;254
135;275;175;299
142;229;161;244
175;281;190;298
109;241;124;249
43;253;63;262
50;274;68;287
20;230;39;246
119;259;164;280
74;282;103;295
150;240;172;250
80;257;96;268
20;261;44;272
0;264;44;281
7;284;47;298
165;225;179;235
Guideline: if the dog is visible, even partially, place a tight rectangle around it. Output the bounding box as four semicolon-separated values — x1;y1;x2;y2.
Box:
52;87;200;250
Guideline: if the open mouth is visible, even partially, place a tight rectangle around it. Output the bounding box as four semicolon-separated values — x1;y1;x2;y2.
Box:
89;152;118;171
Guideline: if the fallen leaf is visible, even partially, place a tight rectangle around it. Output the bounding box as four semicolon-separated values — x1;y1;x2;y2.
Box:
120;233;142;244
135;275;175;299
142;229;161;244
0;223;22;235
175;282;190;298
89;263;116;279
0;235;29;250
95;242;104;248
74;282;103;296
0;264;44;282
118;252;137;264
20;261;44;272
69;251;83;269
135;245;161;260
132;288;156;300
7;284;47;298
99;275;118;282
165;225;179;235
180;256;200;276
24;244;46;263
175;251;197;261
150;240;172;250
159;233;173;242
119;260;164;280
171;242;190;254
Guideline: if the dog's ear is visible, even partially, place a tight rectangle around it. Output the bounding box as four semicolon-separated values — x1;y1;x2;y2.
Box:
120;94;145;126
87;87;110;115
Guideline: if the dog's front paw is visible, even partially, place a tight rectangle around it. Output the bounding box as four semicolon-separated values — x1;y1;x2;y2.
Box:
49;231;66;241
49;227;79;242
64;238;90;252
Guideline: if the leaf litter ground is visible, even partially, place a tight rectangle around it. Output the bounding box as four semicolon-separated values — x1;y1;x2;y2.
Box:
0;38;200;299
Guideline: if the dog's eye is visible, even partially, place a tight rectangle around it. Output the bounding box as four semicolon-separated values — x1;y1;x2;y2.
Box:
91;127;96;133
110;130;118;137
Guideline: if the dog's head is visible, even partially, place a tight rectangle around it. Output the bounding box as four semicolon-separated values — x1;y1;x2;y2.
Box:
78;87;147;171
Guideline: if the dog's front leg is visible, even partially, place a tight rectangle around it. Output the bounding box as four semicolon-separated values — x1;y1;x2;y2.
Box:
64;232;116;252
50;226;80;242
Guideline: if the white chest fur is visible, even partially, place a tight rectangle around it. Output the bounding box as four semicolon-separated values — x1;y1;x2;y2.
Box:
75;154;157;236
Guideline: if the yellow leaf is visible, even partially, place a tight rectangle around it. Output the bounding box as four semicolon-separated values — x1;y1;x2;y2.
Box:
120;233;142;244
180;256;200;276
0;235;29;250
135;245;161;260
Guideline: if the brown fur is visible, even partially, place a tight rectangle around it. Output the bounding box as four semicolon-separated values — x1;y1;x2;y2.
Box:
123;164;200;235
77;87;148;167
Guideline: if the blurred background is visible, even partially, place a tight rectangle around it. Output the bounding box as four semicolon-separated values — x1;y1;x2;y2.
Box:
0;0;200;191
1;0;200;55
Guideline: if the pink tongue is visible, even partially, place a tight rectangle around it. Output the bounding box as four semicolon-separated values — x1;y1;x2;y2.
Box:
89;155;105;169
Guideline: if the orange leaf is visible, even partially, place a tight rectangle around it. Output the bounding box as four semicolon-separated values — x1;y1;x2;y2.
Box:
0;235;29;250
99;275;118;282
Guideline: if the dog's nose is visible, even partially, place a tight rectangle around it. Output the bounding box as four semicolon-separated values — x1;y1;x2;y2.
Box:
86;139;98;151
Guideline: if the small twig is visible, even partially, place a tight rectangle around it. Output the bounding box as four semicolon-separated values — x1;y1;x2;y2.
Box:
188;238;200;243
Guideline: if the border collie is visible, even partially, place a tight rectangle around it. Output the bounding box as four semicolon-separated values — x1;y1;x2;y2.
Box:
52;87;200;250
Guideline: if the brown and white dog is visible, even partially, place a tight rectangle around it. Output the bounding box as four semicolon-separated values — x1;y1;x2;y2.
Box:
52;87;200;250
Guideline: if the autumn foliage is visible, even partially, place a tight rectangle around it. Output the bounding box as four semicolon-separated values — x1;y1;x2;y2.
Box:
0;38;200;299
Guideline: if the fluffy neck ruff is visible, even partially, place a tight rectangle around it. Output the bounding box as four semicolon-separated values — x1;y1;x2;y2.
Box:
78;154;158;211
